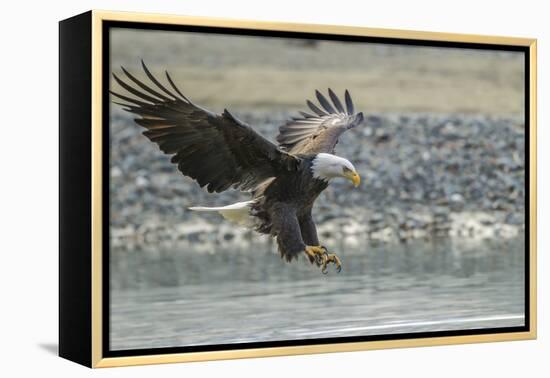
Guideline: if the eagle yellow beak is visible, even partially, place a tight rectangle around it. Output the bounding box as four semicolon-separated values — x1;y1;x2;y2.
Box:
344;170;361;187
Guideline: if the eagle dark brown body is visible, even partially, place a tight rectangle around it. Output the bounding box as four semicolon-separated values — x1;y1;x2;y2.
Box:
252;157;329;261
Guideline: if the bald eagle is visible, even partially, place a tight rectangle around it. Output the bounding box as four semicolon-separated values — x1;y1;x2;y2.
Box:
111;62;364;273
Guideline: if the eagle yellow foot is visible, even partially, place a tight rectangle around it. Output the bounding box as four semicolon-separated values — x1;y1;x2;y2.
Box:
320;252;342;274
304;245;342;274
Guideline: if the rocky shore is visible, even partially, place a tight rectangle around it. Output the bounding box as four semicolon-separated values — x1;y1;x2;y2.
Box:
110;109;525;251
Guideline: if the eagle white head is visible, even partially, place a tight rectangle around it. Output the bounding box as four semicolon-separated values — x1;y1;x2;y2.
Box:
311;153;361;187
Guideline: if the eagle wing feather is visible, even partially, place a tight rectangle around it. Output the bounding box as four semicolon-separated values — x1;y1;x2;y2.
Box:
111;61;299;193
277;89;364;155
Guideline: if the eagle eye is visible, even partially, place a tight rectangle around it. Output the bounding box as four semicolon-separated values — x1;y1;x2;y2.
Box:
342;166;352;174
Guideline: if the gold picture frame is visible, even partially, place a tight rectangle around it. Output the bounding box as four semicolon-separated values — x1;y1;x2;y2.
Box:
59;9;537;368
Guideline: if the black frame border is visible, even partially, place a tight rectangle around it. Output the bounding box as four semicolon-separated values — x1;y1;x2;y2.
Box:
101;20;531;359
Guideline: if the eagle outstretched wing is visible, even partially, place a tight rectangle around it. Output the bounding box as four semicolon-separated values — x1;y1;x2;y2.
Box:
110;61;299;193
277;89;364;155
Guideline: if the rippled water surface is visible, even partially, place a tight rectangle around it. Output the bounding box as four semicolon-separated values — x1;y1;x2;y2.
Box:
110;237;525;350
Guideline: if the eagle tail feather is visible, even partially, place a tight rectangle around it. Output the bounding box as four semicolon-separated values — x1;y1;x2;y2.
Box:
189;200;257;228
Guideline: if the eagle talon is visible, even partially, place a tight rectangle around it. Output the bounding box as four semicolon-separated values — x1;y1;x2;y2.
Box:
304;245;342;273
305;245;328;267
320;251;342;274
314;254;324;266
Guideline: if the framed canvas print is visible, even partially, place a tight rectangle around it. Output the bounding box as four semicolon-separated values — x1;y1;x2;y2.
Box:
59;10;537;368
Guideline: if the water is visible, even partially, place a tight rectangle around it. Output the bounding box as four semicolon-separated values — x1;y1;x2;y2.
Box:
110;236;525;351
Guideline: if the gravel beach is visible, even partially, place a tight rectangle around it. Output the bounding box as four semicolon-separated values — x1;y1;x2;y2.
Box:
109;107;525;251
